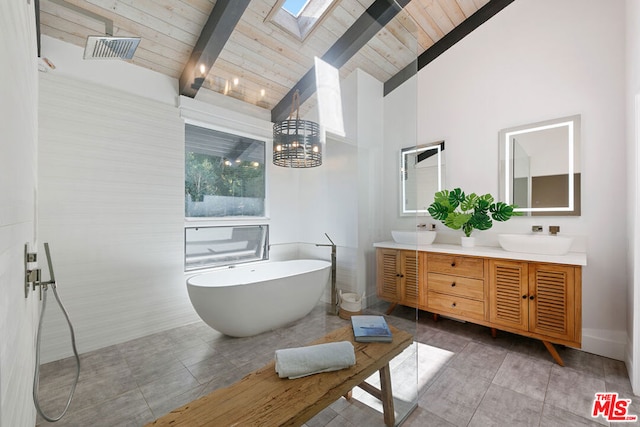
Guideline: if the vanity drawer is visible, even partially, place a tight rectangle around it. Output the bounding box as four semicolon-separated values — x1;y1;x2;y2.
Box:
427;291;485;321
427;273;484;301
427;253;484;279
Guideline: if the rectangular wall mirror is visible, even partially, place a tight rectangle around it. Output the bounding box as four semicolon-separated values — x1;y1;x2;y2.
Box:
499;115;581;216
400;141;445;216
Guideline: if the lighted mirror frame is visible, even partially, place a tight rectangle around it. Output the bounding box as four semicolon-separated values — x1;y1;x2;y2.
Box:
499;115;581;215
400;141;445;216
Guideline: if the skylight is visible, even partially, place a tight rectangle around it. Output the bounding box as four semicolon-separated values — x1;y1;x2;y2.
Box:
269;0;336;42
282;0;310;17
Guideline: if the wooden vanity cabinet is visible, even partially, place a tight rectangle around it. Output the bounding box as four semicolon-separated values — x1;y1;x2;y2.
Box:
489;259;581;349
376;248;425;310
426;253;488;323
375;247;583;365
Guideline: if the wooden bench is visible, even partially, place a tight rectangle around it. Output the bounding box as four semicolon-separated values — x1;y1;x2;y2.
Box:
146;324;413;427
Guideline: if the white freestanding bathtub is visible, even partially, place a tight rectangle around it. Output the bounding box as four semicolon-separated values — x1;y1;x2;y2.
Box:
187;259;331;337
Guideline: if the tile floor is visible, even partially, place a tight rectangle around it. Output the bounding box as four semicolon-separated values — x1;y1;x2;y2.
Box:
35;303;637;427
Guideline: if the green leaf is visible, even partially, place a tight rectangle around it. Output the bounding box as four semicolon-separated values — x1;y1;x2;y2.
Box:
460;193;478;212
428;202;450;220
475;194;492;213
445;212;472;230
490;202;519;222
469;211;492;230
448;188;465;209
479;193;494;205
432;190;450;205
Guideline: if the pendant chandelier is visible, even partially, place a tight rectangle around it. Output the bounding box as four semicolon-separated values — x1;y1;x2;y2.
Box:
273;90;322;168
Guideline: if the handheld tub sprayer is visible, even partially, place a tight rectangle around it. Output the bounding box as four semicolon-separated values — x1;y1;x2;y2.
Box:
28;243;80;422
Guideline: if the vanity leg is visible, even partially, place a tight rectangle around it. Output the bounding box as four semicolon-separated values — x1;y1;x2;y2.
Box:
432;313;439;322
491;328;497;338
385;303;397;315
542;340;564;366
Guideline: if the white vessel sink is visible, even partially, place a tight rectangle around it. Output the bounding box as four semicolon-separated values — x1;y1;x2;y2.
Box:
392;230;437;245
498;234;573;256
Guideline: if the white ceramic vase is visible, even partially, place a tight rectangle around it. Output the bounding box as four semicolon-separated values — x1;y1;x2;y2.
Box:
460;236;475;247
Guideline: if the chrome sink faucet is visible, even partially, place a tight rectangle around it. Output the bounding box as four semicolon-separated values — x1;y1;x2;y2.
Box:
532;225;543;233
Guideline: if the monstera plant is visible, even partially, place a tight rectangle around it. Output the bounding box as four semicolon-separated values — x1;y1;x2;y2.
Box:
428;188;520;238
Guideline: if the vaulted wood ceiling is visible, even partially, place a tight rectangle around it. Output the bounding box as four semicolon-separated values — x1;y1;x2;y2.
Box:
38;0;513;121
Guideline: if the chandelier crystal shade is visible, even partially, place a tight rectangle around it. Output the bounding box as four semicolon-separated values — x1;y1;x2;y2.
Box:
272;90;322;168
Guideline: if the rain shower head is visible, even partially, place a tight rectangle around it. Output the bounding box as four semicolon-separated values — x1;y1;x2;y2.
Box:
84;36;141;60
47;0;141;60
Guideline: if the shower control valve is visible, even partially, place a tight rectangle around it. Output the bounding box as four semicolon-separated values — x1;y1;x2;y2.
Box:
26;268;41;285
24;243;56;299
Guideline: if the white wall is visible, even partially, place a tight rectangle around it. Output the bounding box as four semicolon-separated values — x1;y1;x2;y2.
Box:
626;0;640;394
38;71;199;362
0;1;39;426
385;0;626;359
383;75;419;235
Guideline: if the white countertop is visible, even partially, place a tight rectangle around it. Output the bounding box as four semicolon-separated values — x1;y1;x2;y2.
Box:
373;241;587;266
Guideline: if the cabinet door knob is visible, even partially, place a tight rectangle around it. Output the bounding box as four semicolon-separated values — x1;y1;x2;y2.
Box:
451;302;456;307
451;262;456;267
522;295;527;299
529;295;535;300
451;282;456;287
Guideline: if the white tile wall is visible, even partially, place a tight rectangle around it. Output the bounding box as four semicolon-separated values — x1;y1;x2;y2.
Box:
0;1;39;426
38;73;199;362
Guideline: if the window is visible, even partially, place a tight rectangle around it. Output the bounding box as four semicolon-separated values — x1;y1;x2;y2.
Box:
185;225;269;271
268;0;336;41
282;0;310;16
185;124;265;218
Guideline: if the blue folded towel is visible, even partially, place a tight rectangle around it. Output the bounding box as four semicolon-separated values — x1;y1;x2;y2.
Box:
274;341;356;379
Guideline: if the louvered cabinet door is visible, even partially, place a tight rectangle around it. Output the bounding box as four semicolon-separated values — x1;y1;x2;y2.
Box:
377;248;400;301
529;263;576;342
399;251;419;308
489;260;528;331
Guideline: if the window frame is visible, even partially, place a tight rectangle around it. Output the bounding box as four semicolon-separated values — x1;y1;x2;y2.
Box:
184;224;269;272
184;118;270;223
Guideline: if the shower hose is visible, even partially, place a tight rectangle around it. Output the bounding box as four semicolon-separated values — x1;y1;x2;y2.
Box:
32;272;80;422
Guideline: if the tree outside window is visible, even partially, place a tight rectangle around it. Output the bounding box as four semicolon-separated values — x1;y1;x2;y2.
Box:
185;125;265;217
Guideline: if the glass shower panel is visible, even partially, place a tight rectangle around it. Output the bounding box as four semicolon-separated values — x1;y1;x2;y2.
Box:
335;5;421;426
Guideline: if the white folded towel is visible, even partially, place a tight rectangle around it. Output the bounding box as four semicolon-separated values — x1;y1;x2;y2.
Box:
274;341;356;379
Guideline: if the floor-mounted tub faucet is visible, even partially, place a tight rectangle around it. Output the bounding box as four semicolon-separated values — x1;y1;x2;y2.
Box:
316;233;337;315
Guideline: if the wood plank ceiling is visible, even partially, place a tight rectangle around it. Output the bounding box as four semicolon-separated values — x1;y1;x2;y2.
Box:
38;0;512;121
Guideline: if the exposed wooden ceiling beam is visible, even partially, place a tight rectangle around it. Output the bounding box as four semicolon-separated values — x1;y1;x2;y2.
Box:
384;0;516;95
180;0;250;98
271;0;410;123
